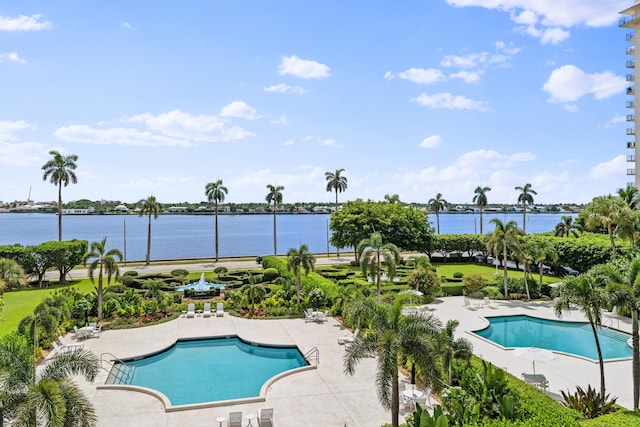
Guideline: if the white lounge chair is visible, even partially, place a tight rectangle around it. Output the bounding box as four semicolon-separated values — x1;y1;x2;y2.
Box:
56;337;83;352
484;297;497;309
227;411;242;427
338;328;360;345
316;310;328;323
216;302;224;317
186;303;195;318
463;297;477;311
257;408;274;427
203;302;212;317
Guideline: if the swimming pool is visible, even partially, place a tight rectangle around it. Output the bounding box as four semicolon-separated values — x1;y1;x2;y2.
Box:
104;336;311;408
472;315;632;361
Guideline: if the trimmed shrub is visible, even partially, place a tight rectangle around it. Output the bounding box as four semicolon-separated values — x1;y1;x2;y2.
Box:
171;269;189;277
104;284;127;294
463;273;487;292
214;266;228;274
262;268;279;282
123;270;138;277
453;271;464;279
120;275;135;287
441;284;464;296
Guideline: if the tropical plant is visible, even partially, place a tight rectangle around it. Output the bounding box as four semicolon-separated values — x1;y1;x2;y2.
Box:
41;150;79;241
343;297;442;427
485;219;523;298
407;404;450;427
357;232;401;302
555;274;608;399
325;168;348;257
560;384;618;419
138;195;160;264
241;275;266;316
407;268;440;300
0;258;24;291
515;183;537;234
554;215;582;238
618;184;639;209
84;237;123;321
581;195;628;260
265;184;284;256
205;179;228;262
0;333;99;427
384;193;401;204
286;244;316;304
472;186;491;234
428;193;447;235
439;319;473;386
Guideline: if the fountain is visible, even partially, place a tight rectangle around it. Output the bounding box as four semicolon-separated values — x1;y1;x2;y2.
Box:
176;273;225;292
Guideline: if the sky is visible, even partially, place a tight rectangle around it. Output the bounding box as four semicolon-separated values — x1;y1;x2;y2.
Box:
0;0;635;205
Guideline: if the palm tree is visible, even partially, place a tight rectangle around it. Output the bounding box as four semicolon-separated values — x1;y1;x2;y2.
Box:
554;215;582;238
486;219;523;298
286;244;316;304
325;169;348;257
0;333;99;427
618;184;639;209
439;319;473;386
41;150;79;241
84;237;123;321
582;195;627;259
344;297;442;427
138;195;160;264
555;274;608;399
357;232;401;302
515;183;537;233
241;274;267;316
527;238;557;288
473;186;491;234
384;194;401;204
205;179;229;262
265;184;284;256
600;257;640;409
428;193;447;235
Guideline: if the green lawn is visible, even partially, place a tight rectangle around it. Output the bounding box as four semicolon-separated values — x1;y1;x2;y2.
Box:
433;262;562;285
0;279;95;337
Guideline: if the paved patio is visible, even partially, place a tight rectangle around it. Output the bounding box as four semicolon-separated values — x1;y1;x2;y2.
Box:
63;296;635;426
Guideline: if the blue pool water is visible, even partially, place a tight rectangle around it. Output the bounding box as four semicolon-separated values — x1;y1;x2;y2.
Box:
110;336;308;405
473;315;632;361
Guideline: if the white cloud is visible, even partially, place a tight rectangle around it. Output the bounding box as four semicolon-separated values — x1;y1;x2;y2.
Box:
219;101;261;120
384;68;446;84
542;65;627;103
0;14;52;31
563;104;578;113
602;115;626;128
589;155;627;179
320;138;341;147
270;115;288;125
283;139;295;146
0;120;33;140
121;22;132;29
420;135;442;148
278;55;330;79
449;70;481;84
263;83;308;94
413;92;489;111
54;125;190;147
0;141;48;166
0;52;26;64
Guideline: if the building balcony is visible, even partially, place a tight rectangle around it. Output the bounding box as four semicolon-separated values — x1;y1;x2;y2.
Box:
628;60;636;69
628;114;636;122
628;128;636;135
628;169;636;176
621;15;638;27
628;74;636;82
629;87;636;95
628;141;636;149
629;100;636;108
629;155;636;162
628;46;637;55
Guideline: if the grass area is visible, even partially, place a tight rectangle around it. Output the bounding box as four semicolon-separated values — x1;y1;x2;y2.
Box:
433;262;562;285
0;279;95;337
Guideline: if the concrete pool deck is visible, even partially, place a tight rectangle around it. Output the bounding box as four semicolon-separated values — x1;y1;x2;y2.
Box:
66;296;635;426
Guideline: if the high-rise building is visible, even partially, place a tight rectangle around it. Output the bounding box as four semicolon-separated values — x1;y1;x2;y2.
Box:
621;2;640;189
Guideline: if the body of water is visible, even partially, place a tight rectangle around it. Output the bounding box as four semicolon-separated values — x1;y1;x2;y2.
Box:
0;212;574;261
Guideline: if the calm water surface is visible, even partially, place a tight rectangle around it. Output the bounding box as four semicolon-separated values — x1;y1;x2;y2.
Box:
0;212;573;261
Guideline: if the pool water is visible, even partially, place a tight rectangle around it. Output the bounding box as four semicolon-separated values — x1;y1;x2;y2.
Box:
473;315;632;361
108;336;308;405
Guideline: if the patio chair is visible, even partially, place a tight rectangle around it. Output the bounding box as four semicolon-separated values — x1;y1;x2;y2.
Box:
216;302;224;317
337;328;360;345
203;302;212;317
257;408;274;427
316;310;328;323
304;310;316;323
463;297;477;311
227;411;242;427
484;297;497;309
56;337;83;351
186;303;195;318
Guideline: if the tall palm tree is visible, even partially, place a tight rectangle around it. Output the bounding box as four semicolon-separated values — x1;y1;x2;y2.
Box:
473;186;491;234
265;184;284;256
600;257;640;409
486;219;523;298
618;184;639;209
286;244;316;304
241;274;267;316
515;183;537;234
344;297;442;427
383;194;401;204
41;150;79;241
582;195;627;260
0;333;99;427
555;274;608;399
138;195;160;265
428;193;447;235
84;237;123;321
325;168;348;257
439;319;473;386
527;238;557;287
205;179;229;262
554;215;582;238
357;232;401;302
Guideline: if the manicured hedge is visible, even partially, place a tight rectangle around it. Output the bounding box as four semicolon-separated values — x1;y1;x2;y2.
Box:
441;284;464;296
579;410;640;426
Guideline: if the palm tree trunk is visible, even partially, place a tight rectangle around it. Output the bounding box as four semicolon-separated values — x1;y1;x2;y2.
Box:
57;182;63;241
633;309;639;409
539;264;544;287
479;208;483;234
146;214;152;265
436;211;440;235
377;255;382;303
503;243;509;298
335;191;340;258
297;270;301;304
391;371;399;427
214;203;219;262
608;224;617;260
273;206;277;256
523;265;530;300
589;319;606;399
98;264;104;321
522;205;527;234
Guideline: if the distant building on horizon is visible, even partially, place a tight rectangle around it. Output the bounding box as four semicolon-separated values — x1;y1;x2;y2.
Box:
621;2;640;189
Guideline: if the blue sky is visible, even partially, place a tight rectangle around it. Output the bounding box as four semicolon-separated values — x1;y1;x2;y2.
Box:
0;0;633;205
